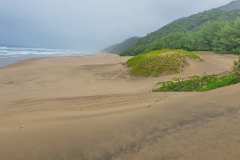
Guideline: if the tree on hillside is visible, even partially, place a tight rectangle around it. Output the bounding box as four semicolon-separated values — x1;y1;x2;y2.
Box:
217;19;240;53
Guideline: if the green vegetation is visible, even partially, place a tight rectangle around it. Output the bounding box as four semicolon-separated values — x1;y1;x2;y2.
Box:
106;1;240;55
154;56;240;92
127;49;200;77
154;73;240;92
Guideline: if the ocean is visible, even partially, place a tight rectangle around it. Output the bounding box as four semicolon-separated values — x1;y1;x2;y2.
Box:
0;47;89;68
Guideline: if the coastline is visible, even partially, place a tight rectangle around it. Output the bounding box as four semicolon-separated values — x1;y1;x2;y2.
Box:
0;54;42;68
0;52;101;69
0;46;96;68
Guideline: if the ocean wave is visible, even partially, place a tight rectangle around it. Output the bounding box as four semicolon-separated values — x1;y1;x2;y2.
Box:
0;46;87;56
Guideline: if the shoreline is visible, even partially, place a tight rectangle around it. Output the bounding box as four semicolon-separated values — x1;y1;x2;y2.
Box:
0;53;104;69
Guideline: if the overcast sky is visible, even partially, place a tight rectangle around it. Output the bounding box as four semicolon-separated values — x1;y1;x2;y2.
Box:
0;0;233;52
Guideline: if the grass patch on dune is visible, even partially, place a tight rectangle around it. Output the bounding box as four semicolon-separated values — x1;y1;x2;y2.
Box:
154;56;240;92
127;49;200;77
154;73;240;92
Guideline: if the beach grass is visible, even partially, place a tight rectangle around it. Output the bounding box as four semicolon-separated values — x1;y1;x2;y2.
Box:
127;49;200;77
154;73;240;92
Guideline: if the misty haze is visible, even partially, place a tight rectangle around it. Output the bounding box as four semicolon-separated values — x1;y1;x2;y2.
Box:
1;0;233;51
1;1;240;160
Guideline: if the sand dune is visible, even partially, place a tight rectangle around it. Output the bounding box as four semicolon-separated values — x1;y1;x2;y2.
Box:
0;52;240;160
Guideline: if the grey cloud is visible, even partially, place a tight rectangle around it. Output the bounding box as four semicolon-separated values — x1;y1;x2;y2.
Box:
0;0;232;52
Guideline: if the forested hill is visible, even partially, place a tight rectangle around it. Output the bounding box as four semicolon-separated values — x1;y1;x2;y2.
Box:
105;0;240;55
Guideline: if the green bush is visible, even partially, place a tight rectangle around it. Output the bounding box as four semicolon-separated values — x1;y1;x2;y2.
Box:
127;49;200;77
154;73;240;92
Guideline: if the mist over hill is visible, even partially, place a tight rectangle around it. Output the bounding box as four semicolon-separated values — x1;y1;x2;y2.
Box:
103;37;140;54
219;0;240;11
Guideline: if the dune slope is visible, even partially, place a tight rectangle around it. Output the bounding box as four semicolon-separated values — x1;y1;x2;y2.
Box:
0;53;239;160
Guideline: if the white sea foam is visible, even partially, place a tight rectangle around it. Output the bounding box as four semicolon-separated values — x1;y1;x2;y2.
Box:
0;46;89;57
0;46;93;68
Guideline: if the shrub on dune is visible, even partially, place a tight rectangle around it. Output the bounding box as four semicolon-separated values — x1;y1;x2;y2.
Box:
154;56;240;92
127;49;200;77
154;73;240;92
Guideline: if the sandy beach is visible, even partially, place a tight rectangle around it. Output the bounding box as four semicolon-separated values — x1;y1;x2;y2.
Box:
1;52;240;160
